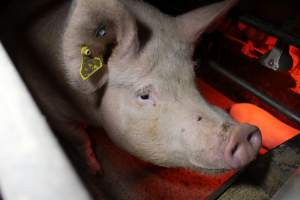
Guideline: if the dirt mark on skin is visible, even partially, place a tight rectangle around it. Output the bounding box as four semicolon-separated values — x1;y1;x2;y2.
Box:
147;108;160;140
147;117;158;140
125;105;161;141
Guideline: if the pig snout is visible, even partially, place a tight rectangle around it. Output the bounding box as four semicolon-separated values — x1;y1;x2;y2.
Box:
224;124;262;169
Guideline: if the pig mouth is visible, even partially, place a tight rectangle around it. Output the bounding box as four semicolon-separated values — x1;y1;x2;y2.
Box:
190;166;232;175
187;160;233;175
187;152;237;175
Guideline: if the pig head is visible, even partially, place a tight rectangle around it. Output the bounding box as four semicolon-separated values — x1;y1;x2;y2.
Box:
62;0;262;172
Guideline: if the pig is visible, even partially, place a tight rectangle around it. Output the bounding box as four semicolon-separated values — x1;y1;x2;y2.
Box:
21;0;262;175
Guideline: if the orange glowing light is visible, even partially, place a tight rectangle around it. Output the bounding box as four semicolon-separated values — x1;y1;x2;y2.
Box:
223;21;278;58
230;103;300;150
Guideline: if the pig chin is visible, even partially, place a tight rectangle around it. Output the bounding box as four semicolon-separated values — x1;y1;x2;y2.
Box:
189;166;230;175
187;155;231;175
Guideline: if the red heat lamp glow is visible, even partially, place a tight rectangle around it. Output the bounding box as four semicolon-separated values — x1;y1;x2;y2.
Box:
199;81;299;155
289;46;300;94
199;80;299;154
230;103;300;153
236;22;278;59
215;21;300;153
222;21;300;95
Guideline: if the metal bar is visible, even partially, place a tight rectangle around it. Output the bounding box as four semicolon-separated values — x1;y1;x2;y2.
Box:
0;43;91;200
239;15;300;48
272;167;300;200
209;61;300;125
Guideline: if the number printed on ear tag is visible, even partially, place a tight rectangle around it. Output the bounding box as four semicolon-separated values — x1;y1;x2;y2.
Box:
80;45;104;81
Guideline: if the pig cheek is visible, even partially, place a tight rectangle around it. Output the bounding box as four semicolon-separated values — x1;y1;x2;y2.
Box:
123;103;161;143
99;88;128;147
184;125;229;169
101;88;161;156
115;106;173;166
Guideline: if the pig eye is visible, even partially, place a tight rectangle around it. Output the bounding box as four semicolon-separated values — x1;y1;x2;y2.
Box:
136;85;153;102
95;24;107;38
140;94;150;100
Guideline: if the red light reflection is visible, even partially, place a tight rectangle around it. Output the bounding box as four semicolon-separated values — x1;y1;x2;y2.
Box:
222;21;300;95
289;46;300;94
230;103;299;150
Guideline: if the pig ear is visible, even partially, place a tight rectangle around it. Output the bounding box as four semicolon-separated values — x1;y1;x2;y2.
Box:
63;0;139;93
176;0;238;43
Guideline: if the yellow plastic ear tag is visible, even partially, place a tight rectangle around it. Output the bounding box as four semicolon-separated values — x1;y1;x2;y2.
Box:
80;45;104;81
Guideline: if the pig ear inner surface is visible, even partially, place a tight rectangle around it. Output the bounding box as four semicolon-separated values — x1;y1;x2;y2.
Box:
93;2;139;62
176;0;238;43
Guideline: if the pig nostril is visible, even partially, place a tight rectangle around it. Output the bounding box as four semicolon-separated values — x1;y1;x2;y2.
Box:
197;116;202;121
247;129;260;142
246;130;261;149
231;143;239;156
247;132;254;142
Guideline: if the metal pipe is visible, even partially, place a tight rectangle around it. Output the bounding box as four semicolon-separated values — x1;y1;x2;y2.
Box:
238;15;300;48
209;61;300;125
